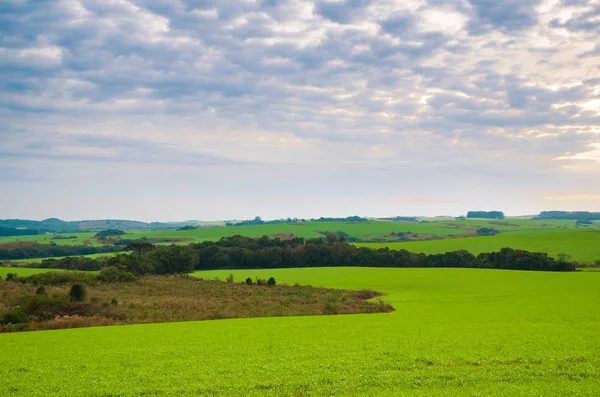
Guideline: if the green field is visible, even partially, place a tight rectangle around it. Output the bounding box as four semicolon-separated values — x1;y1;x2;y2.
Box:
3;219;600;266
0;267;65;278
4;252;119;265
356;230;600;264
1;267;598;396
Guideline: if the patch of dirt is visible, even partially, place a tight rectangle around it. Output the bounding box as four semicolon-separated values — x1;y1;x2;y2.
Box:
489;221;520;227
271;233;295;240
142;238;194;244
93;237;121;244
0;241;37;249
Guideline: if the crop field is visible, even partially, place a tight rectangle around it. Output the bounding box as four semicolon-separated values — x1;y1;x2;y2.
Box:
356;230;600;264
1;267;598;396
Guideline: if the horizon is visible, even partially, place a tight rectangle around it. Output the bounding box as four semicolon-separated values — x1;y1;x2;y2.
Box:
1;1;599;221
1;210;596;224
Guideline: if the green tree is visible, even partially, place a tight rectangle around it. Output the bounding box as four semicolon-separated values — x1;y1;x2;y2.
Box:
69;284;87;302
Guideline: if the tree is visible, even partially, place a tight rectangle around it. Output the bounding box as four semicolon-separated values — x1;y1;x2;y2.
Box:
325;233;338;245
69;284;87;302
126;241;155;255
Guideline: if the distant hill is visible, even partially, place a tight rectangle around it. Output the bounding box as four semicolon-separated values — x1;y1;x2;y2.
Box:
536;211;600;222
0;218;223;232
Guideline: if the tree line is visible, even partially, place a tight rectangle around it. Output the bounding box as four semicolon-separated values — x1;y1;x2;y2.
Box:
0;244;120;260
466;211;505;219
536;211;600;222
0;226;42;237
19;235;577;274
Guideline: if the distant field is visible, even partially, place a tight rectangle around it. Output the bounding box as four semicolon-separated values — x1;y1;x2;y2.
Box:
0;267;64;278
3;252;120;265
2;219;599;264
1;267;598;395
356;230;600;264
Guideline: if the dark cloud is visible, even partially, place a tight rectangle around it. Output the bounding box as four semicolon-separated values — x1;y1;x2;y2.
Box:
466;0;542;34
314;0;371;23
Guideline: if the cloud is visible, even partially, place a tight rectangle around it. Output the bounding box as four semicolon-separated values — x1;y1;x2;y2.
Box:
466;0;542;34
0;0;599;219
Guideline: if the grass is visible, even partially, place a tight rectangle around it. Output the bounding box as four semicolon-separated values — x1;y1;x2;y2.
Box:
3;252;120;265
0;267;598;396
3;219;595;248
355;230;600;264
0;267;65;278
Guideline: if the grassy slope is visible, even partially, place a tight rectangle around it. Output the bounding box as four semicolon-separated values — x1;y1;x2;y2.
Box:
1;267;598;396
356;230;600;264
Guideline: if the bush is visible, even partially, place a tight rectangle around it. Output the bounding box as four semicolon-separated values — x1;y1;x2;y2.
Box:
5;273;17;282
25;271;97;286
245;277;253;285
226;274;234;284
476;228;500;236
98;266;137;283
35;285;47;296
0;308;28;325
69;284;87;302
267;277;276;286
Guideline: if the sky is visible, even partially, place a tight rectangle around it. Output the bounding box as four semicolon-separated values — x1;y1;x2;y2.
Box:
1;0;599;222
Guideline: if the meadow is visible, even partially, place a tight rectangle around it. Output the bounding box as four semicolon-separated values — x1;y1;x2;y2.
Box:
357;230;600;264
1;267;598;396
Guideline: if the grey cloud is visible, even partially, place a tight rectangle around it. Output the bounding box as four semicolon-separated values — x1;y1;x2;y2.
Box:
466;0;542;34
314;0;371;24
551;6;600;32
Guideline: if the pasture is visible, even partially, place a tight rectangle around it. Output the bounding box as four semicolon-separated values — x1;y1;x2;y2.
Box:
356;230;600;264
1;267;598;396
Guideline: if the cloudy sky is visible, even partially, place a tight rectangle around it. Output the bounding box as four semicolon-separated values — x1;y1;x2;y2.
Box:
1;0;599;221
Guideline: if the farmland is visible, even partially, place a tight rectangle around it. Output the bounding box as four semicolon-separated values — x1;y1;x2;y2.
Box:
0;267;598;395
357;230;600;264
2;218;600;266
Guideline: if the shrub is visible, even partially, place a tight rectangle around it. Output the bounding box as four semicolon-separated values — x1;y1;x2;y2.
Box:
267;277;276;286
24;271;97;286
245;277;253;285
69;284;87;302
98;266;137;283
35;285;47;296
476;228;500;236
0;308;28;325
110;298;118;306
5;273;17;282
226;274;234;284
